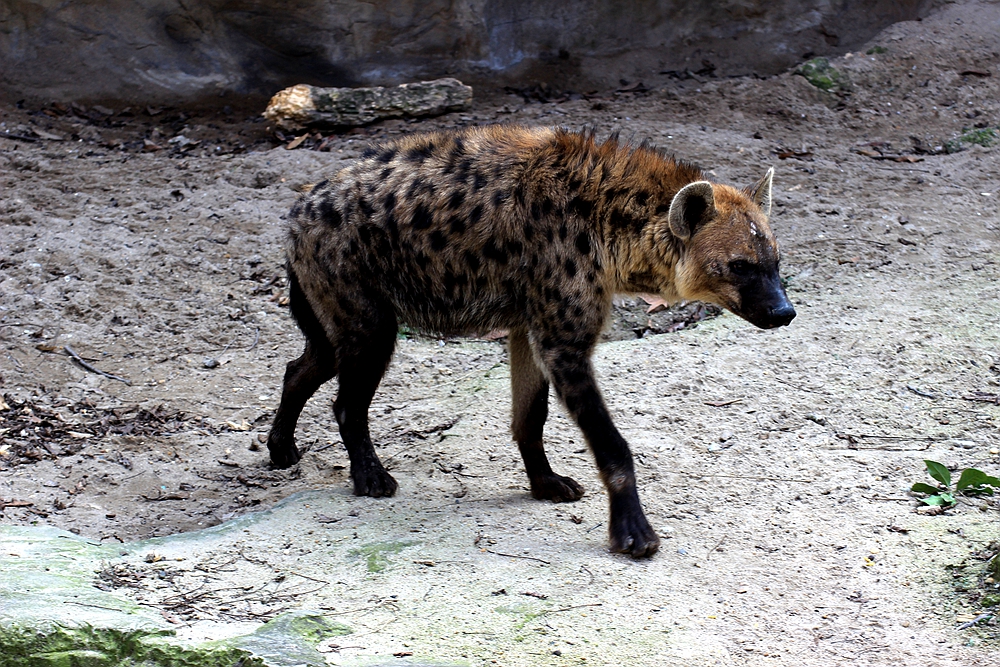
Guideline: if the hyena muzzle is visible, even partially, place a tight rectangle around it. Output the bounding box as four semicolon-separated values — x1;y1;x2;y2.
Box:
266;125;794;558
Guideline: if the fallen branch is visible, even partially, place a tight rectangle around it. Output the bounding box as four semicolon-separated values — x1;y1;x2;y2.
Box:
246;327;260;352
906;385;937;399
703;398;743;407
800;237;890;248
64;345;131;385
483;549;550;565
962;392;1000;405
264;79;473;130
958;613;993;630
541;603;603;615
683;471;814;483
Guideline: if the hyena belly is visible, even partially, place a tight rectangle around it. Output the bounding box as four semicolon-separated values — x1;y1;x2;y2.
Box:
268;125;794;559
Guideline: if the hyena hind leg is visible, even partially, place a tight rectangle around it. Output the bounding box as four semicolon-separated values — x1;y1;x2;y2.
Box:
267;268;337;468
267;339;337;468
333;308;399;498
509;328;585;502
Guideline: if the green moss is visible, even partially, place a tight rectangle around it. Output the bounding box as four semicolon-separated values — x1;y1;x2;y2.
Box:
795;57;848;92
231;613;351;667
348;540;416;573
254;613;351;645
0;614;351;667
866;45;888;54
495;605;548;631
0;624;254;667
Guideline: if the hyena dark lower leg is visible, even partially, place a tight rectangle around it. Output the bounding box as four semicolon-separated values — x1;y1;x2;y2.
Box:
331;304;399;498
267;341;337;467
543;343;660;558
509;328;585;502
267;270;337;468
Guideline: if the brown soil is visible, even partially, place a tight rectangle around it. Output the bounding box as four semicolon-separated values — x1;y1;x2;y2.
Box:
2;2;1000;664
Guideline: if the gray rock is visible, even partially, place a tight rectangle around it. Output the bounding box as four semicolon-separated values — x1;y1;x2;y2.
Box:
0;1;933;105
264;79;473;130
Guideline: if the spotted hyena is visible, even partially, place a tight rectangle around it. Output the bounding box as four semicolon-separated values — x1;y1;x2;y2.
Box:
266;125;795;558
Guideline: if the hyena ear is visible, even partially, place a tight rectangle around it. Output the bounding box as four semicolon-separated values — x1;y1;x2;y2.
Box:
749;167;774;217
668;181;716;242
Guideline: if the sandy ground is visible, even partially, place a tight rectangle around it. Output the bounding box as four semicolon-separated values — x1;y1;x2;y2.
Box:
2;1;1000;664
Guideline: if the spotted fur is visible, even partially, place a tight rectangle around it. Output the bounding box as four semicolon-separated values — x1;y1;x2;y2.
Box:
267;125;794;558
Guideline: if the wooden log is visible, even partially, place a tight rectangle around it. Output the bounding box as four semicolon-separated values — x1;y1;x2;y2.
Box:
263;78;473;130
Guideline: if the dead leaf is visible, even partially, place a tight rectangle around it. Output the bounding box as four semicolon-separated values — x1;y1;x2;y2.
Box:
142;139;163;152
617;81;649;93
1;499;33;509
891;155;923;163
225;419;252;431
286;134;308;150
777;149;813;160
35;343;60;352
855;148;882;157
31;128;65;141
161;610;182;624
638;293;669;314
67;431;93;439
960;69;991;77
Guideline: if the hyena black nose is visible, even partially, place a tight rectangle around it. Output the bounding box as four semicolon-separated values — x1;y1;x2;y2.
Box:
768;303;796;328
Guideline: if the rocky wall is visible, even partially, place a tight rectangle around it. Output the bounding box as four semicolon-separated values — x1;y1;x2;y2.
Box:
0;0;939;106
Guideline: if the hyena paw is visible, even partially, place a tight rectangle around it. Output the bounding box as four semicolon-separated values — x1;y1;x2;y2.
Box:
352;465;399;498
530;474;585;503
609;511;660;559
267;435;301;469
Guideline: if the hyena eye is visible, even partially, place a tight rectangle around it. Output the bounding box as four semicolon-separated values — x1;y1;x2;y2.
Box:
728;259;754;276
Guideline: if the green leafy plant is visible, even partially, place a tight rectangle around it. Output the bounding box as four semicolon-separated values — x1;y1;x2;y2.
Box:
945;127;999;153
912;460;1000;507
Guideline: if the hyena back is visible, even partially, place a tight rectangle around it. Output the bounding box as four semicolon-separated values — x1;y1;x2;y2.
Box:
267;125;795;558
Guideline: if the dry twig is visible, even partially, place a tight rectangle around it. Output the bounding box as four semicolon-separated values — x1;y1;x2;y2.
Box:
64;345;131;385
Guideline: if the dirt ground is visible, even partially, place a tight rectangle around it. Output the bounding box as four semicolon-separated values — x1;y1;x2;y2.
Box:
2;1;1000;664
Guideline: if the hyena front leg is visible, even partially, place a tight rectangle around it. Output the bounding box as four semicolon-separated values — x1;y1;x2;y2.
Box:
509;327;585;502
332;304;399;498
541;340;660;558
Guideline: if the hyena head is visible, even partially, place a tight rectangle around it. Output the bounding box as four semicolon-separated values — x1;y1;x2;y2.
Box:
661;168;795;330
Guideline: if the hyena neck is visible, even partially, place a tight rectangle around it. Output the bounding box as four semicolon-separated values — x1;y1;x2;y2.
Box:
551;129;705;295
